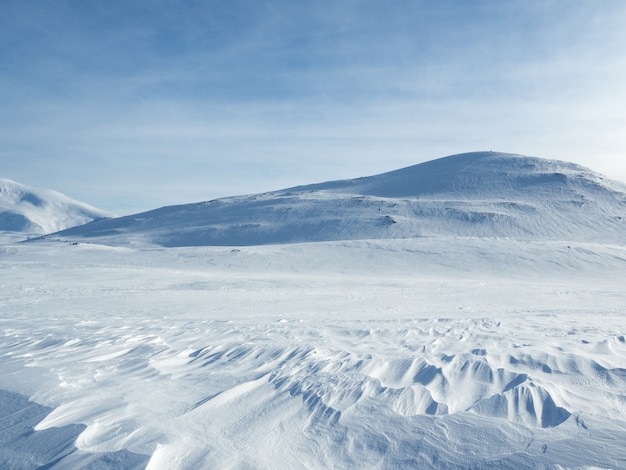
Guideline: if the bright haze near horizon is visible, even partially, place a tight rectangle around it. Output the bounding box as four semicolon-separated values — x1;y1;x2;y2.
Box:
1;1;626;215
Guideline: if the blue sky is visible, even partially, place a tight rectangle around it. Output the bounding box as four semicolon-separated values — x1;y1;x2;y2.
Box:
2;0;626;214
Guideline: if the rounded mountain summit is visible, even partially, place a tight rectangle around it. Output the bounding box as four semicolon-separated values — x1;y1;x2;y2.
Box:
50;152;626;247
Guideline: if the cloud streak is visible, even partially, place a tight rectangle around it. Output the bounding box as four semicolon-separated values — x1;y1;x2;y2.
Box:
1;1;626;213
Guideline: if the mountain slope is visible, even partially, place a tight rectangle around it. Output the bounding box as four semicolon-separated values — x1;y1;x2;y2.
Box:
50;152;626;247
0;178;110;235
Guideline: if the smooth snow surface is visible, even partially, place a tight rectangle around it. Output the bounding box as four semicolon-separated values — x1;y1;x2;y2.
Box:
0;178;110;235
51;152;626;247
1;238;626;469
2;152;626;469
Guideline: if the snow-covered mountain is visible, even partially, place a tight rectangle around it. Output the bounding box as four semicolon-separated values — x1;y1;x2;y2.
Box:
52;152;626;247
3;152;626;468
0;178;110;235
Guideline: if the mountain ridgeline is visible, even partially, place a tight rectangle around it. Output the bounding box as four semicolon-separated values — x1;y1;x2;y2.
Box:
47;152;626;246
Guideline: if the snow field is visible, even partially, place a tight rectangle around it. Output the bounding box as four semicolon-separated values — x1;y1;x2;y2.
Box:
1;238;626;468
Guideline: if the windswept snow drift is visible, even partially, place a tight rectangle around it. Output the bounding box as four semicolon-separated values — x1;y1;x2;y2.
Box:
0;178;110;235
50;152;626;247
0;389;148;469
1;240;626;468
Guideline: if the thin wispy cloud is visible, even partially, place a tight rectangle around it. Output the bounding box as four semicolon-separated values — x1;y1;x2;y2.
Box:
1;0;625;213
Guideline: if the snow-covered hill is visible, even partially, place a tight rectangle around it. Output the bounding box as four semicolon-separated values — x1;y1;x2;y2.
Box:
51;152;626;247
0;178;110;235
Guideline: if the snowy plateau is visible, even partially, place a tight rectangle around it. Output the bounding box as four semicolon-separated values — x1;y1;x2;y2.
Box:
1;151;626;469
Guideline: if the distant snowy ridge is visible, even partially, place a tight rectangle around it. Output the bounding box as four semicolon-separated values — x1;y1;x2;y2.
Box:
0;178;110;234
50;152;626;247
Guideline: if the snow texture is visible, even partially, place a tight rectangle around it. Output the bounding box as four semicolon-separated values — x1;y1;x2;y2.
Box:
1;151;626;469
